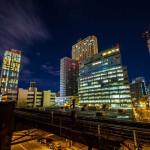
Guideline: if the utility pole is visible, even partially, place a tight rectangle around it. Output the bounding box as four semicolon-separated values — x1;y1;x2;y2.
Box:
71;99;77;124
98;124;100;149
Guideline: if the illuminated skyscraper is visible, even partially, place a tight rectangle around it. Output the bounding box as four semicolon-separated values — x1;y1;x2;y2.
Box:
130;77;148;100
72;35;98;62
60;57;79;97
0;49;21;94
78;45;131;108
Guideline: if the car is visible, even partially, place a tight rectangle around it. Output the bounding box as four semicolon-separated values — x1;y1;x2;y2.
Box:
47;142;54;149
41;138;47;144
31;134;38;138
37;138;45;142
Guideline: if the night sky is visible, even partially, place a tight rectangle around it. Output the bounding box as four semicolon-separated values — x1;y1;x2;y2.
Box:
0;0;150;92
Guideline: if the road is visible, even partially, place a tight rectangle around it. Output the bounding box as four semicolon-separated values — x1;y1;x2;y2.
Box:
11;129;96;150
11;129;51;150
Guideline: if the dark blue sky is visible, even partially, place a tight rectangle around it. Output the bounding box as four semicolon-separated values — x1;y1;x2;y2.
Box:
0;0;150;92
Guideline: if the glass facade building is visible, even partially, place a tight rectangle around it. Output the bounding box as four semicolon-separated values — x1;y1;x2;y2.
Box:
78;45;132;109
0;49;21;94
130;77;148;100
60;57;79;97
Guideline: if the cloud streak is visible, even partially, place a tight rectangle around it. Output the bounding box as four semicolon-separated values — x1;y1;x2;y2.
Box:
36;52;41;56
41;64;60;76
0;0;50;52
18;69;33;84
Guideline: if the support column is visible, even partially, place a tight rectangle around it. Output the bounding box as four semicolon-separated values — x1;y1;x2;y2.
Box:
51;111;53;124
66;139;72;148
88;145;92;150
98;124;100;149
59;119;61;136
133;130;138;150
69;140;72;148
66;139;69;147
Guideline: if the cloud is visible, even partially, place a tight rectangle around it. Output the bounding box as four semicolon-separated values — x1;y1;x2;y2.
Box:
21;55;31;67
19;77;59;91
41;64;60;76
19;55;32;83
29;78;51;88
19;69;33;83
0;0;50;50
36;52;41;56
54;0;81;7
0;50;5;59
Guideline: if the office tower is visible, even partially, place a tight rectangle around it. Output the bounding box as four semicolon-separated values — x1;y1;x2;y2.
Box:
60;57;79;97
0;49;21;94
72;35;98;62
78;45;131;108
148;84;150;95
130;77;148;100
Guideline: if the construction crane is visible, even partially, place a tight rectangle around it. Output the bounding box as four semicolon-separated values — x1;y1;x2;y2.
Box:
142;29;150;53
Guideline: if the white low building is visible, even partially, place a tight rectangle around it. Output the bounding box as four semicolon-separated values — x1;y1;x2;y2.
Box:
17;82;56;108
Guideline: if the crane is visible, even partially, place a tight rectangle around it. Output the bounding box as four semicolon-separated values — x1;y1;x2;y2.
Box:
142;29;150;53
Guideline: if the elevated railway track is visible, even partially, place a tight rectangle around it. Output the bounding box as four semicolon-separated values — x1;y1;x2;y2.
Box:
14;108;150;149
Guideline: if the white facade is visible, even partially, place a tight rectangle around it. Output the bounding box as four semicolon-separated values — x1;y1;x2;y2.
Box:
17;88;56;108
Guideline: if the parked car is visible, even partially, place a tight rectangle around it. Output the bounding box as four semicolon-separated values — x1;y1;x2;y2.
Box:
47;142;54;149
37;138;46;143
37;138;44;142
41;138;47;145
31;134;38;138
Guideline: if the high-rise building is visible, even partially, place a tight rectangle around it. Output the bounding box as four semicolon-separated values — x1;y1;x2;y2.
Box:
148;84;150;95
78;45;131;109
57;36;98;106
60;57;79;97
72;35;98;62
130;77;148;100
0;49;21;94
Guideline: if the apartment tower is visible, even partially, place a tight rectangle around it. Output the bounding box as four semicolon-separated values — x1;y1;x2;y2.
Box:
72;35;98;62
